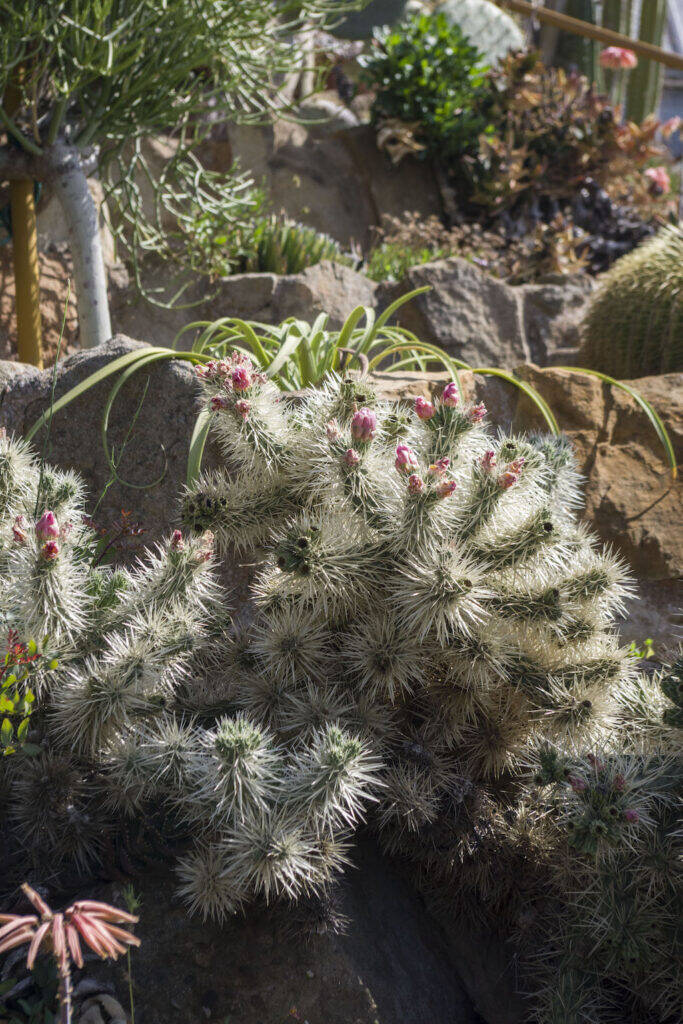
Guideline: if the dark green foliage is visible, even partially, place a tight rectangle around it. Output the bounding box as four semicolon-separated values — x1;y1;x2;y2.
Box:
361;11;490;163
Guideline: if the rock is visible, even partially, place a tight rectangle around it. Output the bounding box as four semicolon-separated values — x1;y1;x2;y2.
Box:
379;258;594;367
297;95;361;131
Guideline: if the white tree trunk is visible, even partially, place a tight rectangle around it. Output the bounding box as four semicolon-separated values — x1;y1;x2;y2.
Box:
47;144;112;349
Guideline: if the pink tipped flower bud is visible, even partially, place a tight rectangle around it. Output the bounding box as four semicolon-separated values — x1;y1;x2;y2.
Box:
231;365;252;392
644;166;671;196
442;382;459;407
623;809;639;824
407;474;424;494
234;399;251;421
599;46;637;70
13;515;27;544
326;419;342;442
427;456;450;477
468;402;487;423
508;456;526;474
351;407;377;442
569;775;587;794
480;450;497;473
199;531;214;562
210;395;228;412
613;774;626;792
435;478;457;499
395;443;419;474
36;511;59;541
41;540;60;561
498;470;520;490
170;529;184;551
414;397;435;421
344;448;361;467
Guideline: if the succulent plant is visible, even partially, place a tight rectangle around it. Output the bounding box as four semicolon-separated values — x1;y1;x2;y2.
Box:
579;224;683;379
236;215;352;276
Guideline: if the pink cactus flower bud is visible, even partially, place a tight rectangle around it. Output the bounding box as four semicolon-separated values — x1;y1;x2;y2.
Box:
569;775;587;794
326;419;342;442
13;515;27;544
234;399;251;421
613;774;626;792
468;402;487;423
508;457;526;474
36;511;59;541
498;470;519;490
442;382;459;407
480;450;497;473
599;46;637;70
170;529;184;551
210;395;228;412
427;456;450;477
351;407;377;442
435;478;457;499
623;809;639;824
395;443;419;474
41;540;60;561
414;397;435;420
344;448;361;467
407;474;424;494
231;365;252;392
200;530;215;561
644;166;671;195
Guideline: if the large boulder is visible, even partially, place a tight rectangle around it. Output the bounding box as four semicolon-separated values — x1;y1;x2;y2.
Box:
379;258;594;367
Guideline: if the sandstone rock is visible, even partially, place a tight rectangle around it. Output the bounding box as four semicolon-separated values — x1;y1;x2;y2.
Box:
380;258;594;367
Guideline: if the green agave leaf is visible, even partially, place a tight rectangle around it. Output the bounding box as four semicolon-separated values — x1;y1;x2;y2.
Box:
267;329;306;380
364;285;431;346
554;367;677;479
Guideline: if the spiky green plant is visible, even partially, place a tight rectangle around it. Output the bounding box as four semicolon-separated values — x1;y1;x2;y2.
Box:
0;432;380;915
236;216;353;276
579;225;683;379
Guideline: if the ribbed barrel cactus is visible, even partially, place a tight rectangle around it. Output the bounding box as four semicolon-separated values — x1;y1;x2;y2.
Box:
0;430;379;917
580;224;683;378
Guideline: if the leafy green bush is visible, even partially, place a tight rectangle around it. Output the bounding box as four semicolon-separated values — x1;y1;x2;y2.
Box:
360;10;490;163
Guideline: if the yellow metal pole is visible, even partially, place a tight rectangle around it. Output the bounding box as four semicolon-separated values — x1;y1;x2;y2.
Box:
4;75;43;368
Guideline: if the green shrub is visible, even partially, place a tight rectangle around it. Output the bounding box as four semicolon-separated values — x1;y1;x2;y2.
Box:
360;10;491;163
236;216;352;276
579;225;683;379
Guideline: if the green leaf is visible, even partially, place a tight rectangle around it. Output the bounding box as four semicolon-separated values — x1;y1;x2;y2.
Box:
1;717;13;745
17;718;29;742
186;407;213;487
471;368;559;435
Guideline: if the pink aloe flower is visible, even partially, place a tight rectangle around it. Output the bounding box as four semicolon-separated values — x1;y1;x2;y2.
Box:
427;457;450;477
644;166;671;195
407;474;424;494
36;511;59;541
435;478;457;499
170;529;184;551
234;399;251;421
326;419;342;441
41;541;60;561
480;450;497;473
13;515;28;544
442;382;459;407
624;809;639;824
599;46;637;70
468;402;487;423
344;448;361;467
414;397;435;420
395;443;419;474
351;407;377;442
231;365;252;392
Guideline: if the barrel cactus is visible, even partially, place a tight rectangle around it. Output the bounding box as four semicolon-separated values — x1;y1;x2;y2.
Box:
438;0;524;66
579;224;683;378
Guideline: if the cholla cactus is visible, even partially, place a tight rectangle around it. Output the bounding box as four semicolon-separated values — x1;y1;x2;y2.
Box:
0;431;379;917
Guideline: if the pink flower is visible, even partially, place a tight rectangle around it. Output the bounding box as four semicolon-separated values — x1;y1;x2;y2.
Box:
344;448;361;467
480;450;497;473
234;399;251;421
498;470;519;490
170;530;184;551
569;775;587;794
351;407;377;443
644;166;671;195
661;116;681;139
407;474;424;494
41;541;60;561
613;773;626;792
435;478;457;499
468;402;487;423
13;515;27;544
442;382;459;407
326;419;342;442
210;395;228;412
395;443;419;474
427;457;450;477
414;397;435;420
231;365;252;392
624;809;639;824
599;46;637;70
36;511;59;541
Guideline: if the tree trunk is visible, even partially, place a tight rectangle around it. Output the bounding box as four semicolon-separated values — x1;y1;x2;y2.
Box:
45;144;112;349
